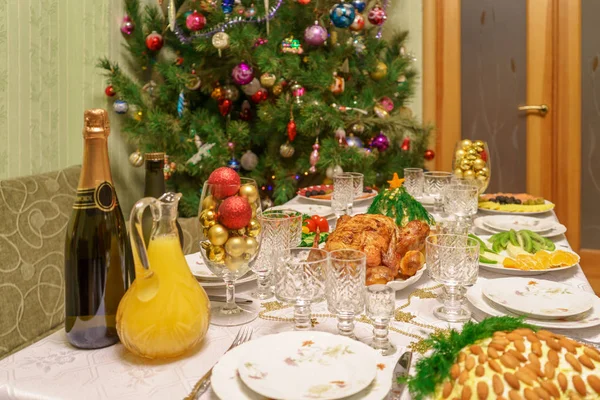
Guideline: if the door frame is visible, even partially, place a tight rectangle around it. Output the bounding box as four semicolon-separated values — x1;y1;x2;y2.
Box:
423;0;581;251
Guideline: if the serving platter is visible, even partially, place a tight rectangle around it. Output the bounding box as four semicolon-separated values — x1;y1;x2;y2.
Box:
297;184;377;205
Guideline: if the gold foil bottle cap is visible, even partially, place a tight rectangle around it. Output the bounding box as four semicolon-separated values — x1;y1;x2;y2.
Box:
83;108;110;138
145;152;165;161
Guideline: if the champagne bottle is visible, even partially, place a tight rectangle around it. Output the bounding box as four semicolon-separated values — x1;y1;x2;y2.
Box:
64;109;133;349
142;152;184;248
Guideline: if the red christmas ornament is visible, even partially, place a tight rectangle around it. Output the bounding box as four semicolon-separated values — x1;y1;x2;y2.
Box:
105;85;116;97
208;167;241;199
251;88;268;103
287;119;297;141
145;31;164;51
480;149;488;162
218;196;252;229
218;98;233;116
298;0;311;4
424;149;435;161
367;5;387;26
401;138;410;151
175;57;184;66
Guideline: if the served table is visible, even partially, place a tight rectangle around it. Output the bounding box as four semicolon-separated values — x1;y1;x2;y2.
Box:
0;197;597;400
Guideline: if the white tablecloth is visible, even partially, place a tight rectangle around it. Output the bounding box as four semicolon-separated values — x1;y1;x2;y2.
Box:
0;197;597;400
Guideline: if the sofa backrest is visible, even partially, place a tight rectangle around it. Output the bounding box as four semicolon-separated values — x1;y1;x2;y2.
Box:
0;166;201;359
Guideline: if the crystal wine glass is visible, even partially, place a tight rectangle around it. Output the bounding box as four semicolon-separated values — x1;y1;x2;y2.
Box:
332;173;354;218
452;139;491;195
424;171;453;215
347;172;364;215
253;210;292;300
443;184;479;234
426;234;479;322
366;285;397;356
198;177;262;326
326;249;366;338
274;248;328;330
403;168;424;199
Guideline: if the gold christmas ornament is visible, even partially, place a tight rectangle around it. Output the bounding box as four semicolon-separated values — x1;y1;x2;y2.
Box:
455;149;466;160
129;150;144;167
239;184;259;204
460;139;473;149
474;146;484;153
225;236;246;257
208;245;225;262
244;237;259;256
207;224;229;246
370;60;388;81
211;86;223;100
467;148;478;157
454;168;463;178
478;167;490;177
463;170;475;180
473;140;484;148
247;218;261;237
399;107;413;118
460;161;472;171
260;73;277;88
201;195;217;211
199;209;217;228
251;203;257;218
476;174;488;182
272;83;283;96
224;254;245;271
473;158;486;171
280;142;295;158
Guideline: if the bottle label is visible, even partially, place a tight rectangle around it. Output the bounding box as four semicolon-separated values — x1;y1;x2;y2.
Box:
73;181;117;212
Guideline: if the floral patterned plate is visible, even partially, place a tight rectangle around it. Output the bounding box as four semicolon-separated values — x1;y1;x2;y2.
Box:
482;278;596;319
466;280;600;329
236;331;378;400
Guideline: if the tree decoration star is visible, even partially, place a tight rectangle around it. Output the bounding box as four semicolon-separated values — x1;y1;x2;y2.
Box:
387;173;404;189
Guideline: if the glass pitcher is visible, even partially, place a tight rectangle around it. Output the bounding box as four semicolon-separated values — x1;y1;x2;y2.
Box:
116;193;211;359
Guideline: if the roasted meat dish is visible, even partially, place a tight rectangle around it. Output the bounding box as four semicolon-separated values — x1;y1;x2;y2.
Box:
325;214;429;285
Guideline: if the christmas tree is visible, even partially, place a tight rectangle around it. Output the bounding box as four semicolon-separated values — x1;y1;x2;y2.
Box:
99;0;432;217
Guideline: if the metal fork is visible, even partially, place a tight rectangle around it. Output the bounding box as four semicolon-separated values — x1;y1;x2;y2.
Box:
184;326;254;400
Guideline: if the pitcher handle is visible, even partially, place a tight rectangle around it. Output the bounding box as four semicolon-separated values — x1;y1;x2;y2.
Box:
130;197;162;272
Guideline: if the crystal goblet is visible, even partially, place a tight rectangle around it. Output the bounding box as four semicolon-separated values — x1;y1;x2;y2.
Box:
347;172;364;214
326;249;366;338
332;173;354;219
443;184;479;234
274;248;328;331
403;168;424;199
424;171;453;215
366;284;397;356
426;234;479;322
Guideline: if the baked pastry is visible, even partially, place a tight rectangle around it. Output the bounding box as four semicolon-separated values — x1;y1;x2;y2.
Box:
324;214;429;284
435;329;600;399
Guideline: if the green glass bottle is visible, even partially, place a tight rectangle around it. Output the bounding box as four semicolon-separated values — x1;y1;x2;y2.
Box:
142;152;184;248
64;109;134;349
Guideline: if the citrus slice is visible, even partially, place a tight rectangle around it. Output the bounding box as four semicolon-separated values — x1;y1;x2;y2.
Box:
515;254;544;270
549;250;580;267
503;257;519;269
534;250;552;269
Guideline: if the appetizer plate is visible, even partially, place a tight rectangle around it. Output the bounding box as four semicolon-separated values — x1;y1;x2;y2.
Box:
185;253;256;287
297;184;378;205
480;215;555;233
386;265;427;291
211;333;393;400
478;199;555;215
235;331;378;400
473;217;567;237
466;281;600;329
482;278;596;319
271;204;334;220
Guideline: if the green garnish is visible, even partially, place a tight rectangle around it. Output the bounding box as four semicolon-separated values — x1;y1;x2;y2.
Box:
299;232;329;247
403;316;538;400
367;186;434;226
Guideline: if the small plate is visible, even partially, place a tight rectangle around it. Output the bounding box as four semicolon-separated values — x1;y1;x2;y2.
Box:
480;215;555;233
466;281;600;329
237;331;377;400
271;204;334;219
185;253;256;287
297;185;378;205
478;199;555;215
482;278;595;319
386;265;427;291
473;217;567;237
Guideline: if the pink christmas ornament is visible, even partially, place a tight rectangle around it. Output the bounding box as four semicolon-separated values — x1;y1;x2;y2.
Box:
304;21;328;46
186;10;206;31
120;15;135;35
379;96;394;112
231;62;255;85
368;5;387;26
371;132;389;151
309;139;320;173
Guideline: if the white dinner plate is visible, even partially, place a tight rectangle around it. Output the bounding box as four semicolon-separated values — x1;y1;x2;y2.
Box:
212;331;390;400
296;185;378;205
482;278;595;319
473;217;567;238
237;331;377;400
466;281;600;329
271;204;334;219
479;215;555;233
386;265;427;291
478;199;555;215
185;252;257;287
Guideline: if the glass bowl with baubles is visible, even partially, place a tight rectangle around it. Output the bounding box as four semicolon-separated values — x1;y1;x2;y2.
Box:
198;167;262;326
452;139;491;195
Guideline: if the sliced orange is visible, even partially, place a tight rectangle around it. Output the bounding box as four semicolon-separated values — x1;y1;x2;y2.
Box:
549;250;580;267
503;258;519;269
515;254;544;270
534;250;552;269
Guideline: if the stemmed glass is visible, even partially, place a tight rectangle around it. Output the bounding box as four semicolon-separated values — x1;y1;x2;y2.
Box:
366;285;397;356
443;184;479;234
198;177;262;326
326;249;366;338
403;168;424;199
426;235;479;322
424;171;453;215
274;248;328;330
332;173;354;218
346;172;364;215
253;210;294;300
